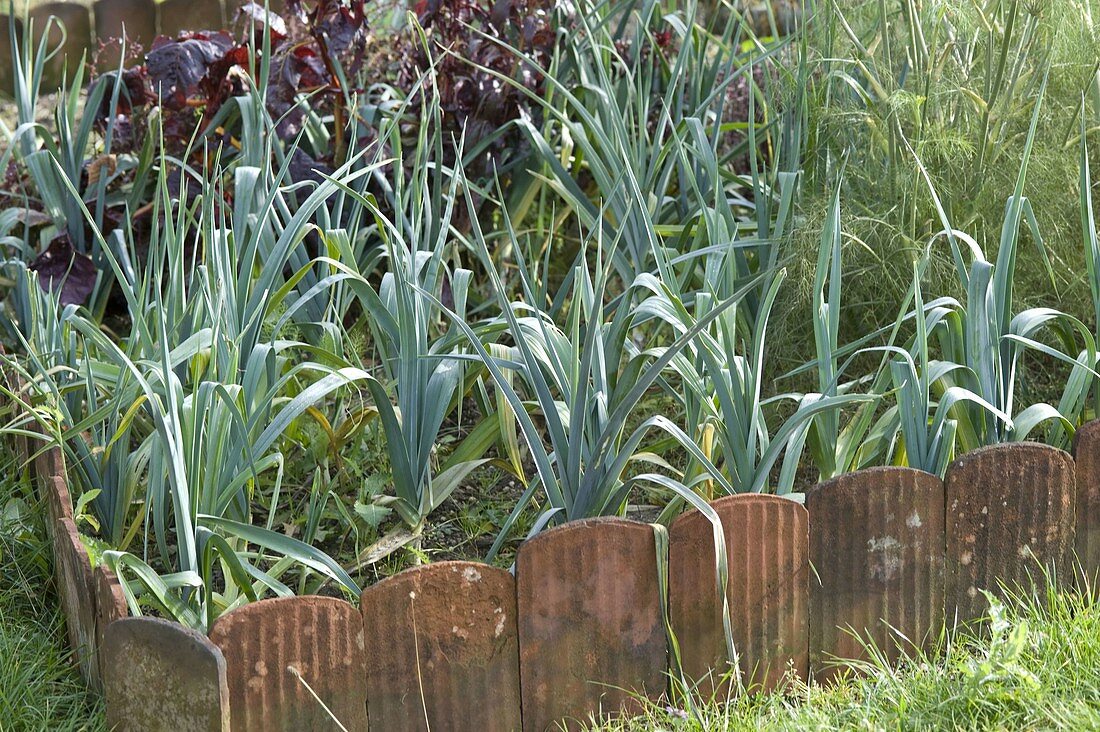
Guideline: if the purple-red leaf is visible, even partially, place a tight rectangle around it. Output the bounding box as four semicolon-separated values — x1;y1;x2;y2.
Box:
237;3;288;40
29;235;98;306
147;31;235;110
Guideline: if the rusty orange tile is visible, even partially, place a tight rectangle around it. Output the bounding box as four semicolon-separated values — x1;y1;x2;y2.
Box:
360;561;521;731
209;596;367;731
946;443;1075;624
669;494;808;696
516;517;667;732
807;467;945;683
104;617;230;732
44;474;74;527
34;444;63;492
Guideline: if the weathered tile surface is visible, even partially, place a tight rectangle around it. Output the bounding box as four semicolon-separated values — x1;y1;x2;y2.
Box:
94;0;157;48
104;617;230;732
159;0;224;36
28;4;93;86
209;596;367;731
44;473;74;527
669;494;808;695
52;516;99;683
94;563;128;690
360;561;521;731
807;467;945;683
946;443;1075;623
516;517;667;732
1074;422;1100;585
34;444;63;493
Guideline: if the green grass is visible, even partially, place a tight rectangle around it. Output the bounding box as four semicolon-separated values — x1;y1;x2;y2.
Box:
593;586;1100;731
0;450;105;732
768;0;1100;383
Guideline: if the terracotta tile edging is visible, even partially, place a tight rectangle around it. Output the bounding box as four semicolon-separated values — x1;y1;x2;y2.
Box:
3;343;1098;732
516;516;668;732
103;616;231;732
36;440;127;692
52;515;101;684
945;441;1076;624
208;595;368;731
669;493;810;696
0;366;129;691
806;466;946;683
359;560;522;731
1073;422;1100;585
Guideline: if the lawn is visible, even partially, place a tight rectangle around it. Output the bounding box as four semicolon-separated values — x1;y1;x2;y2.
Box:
595;589;1100;731
0;449;104;731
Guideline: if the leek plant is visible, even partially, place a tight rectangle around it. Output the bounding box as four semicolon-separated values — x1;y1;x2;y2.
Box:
478;0;797;286
801;177;893;480
868;202;1093;472
434;179;750;558
1060;116;1100;441
1;80;398;628
877;267;1010;476
6;267;143;541
632;150;868;496
803;79;1097;470
439;182;746;684
918;83;1097;450
779;171;920;481
784;0;1100;375
1;17;153;319
327;99;501;558
636;257;870;501
796;78;1096;475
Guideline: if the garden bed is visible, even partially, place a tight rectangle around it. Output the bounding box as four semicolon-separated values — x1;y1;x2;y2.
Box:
3;0;1100;729
8;387;1100;729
